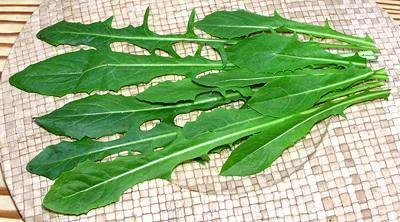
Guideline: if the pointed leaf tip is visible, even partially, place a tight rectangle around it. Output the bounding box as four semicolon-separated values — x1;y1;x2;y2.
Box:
324;19;331;28
104;16;114;26
186;9;197;35
142;7;150;29
364;33;376;44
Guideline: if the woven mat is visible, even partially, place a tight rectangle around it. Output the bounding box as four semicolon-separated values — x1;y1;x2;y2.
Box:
1;0;400;221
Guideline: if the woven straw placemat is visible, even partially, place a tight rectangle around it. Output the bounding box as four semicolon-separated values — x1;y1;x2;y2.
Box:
1;0;400;221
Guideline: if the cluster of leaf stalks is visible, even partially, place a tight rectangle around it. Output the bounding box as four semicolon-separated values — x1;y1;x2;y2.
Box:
9;8;389;215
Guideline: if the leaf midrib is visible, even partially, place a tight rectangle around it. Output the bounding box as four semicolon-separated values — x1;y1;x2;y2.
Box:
272;53;365;67
205;72;333;83
223;90;384;172
197;24;374;47
251;70;374;104
33;132;177;167
54;30;228;43
52;92;242;118
31;62;229;78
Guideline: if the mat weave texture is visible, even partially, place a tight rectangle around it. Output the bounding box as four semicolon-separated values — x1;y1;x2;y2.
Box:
0;0;400;221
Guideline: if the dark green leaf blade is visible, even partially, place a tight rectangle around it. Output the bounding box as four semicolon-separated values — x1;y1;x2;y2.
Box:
182;108;263;139
137;78;221;103
30;108;260;180
247;66;375;117
221;90;390;176
195;10;377;51
194;68;272;88
194;67;372;89
43;108;274;215
36;8;229;60
9;49;225;96
35;91;244;139
43;90;389;215
43;154;173;215
319;81;385;103
27;123;177;180
226;33;366;74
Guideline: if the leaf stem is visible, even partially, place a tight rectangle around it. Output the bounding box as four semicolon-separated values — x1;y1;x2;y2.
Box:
319;42;371;51
319;81;385;103
369;74;388;81
368;68;388;81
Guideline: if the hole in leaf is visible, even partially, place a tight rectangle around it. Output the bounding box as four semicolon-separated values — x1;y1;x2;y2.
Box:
117;150;130;156
153;147;164;152
174;100;245;127
94;133;123;142
130;151;141;156
200;45;220;61
195;70;221;79
147;75;185;86
154;49;171;57
139;74;185;94
119;84;143;97
121;75;184;96
110;42;151;55
140;119;160;131
174;110;202;127
172;42;198;57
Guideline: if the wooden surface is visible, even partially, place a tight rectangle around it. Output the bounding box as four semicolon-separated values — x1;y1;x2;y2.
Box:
0;2;41;221
0;0;397;220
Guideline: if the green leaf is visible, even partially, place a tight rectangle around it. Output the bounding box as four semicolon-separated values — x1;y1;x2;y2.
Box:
319;81;385;103
138;65;374;106
27;123;177;180
31;108;258;180
43;90;389;215
194;68;272;88
195;66;374;89
195;10;377;51
182;109;262;139
182;108;263;139
226;33;366;74
246;66;375;117
137;77;255;103
137;78;222;103
36;8;230;62
318;68;388;103
221;90;389;176
35;91;244;139
43;108;272;215
9;49;228;97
